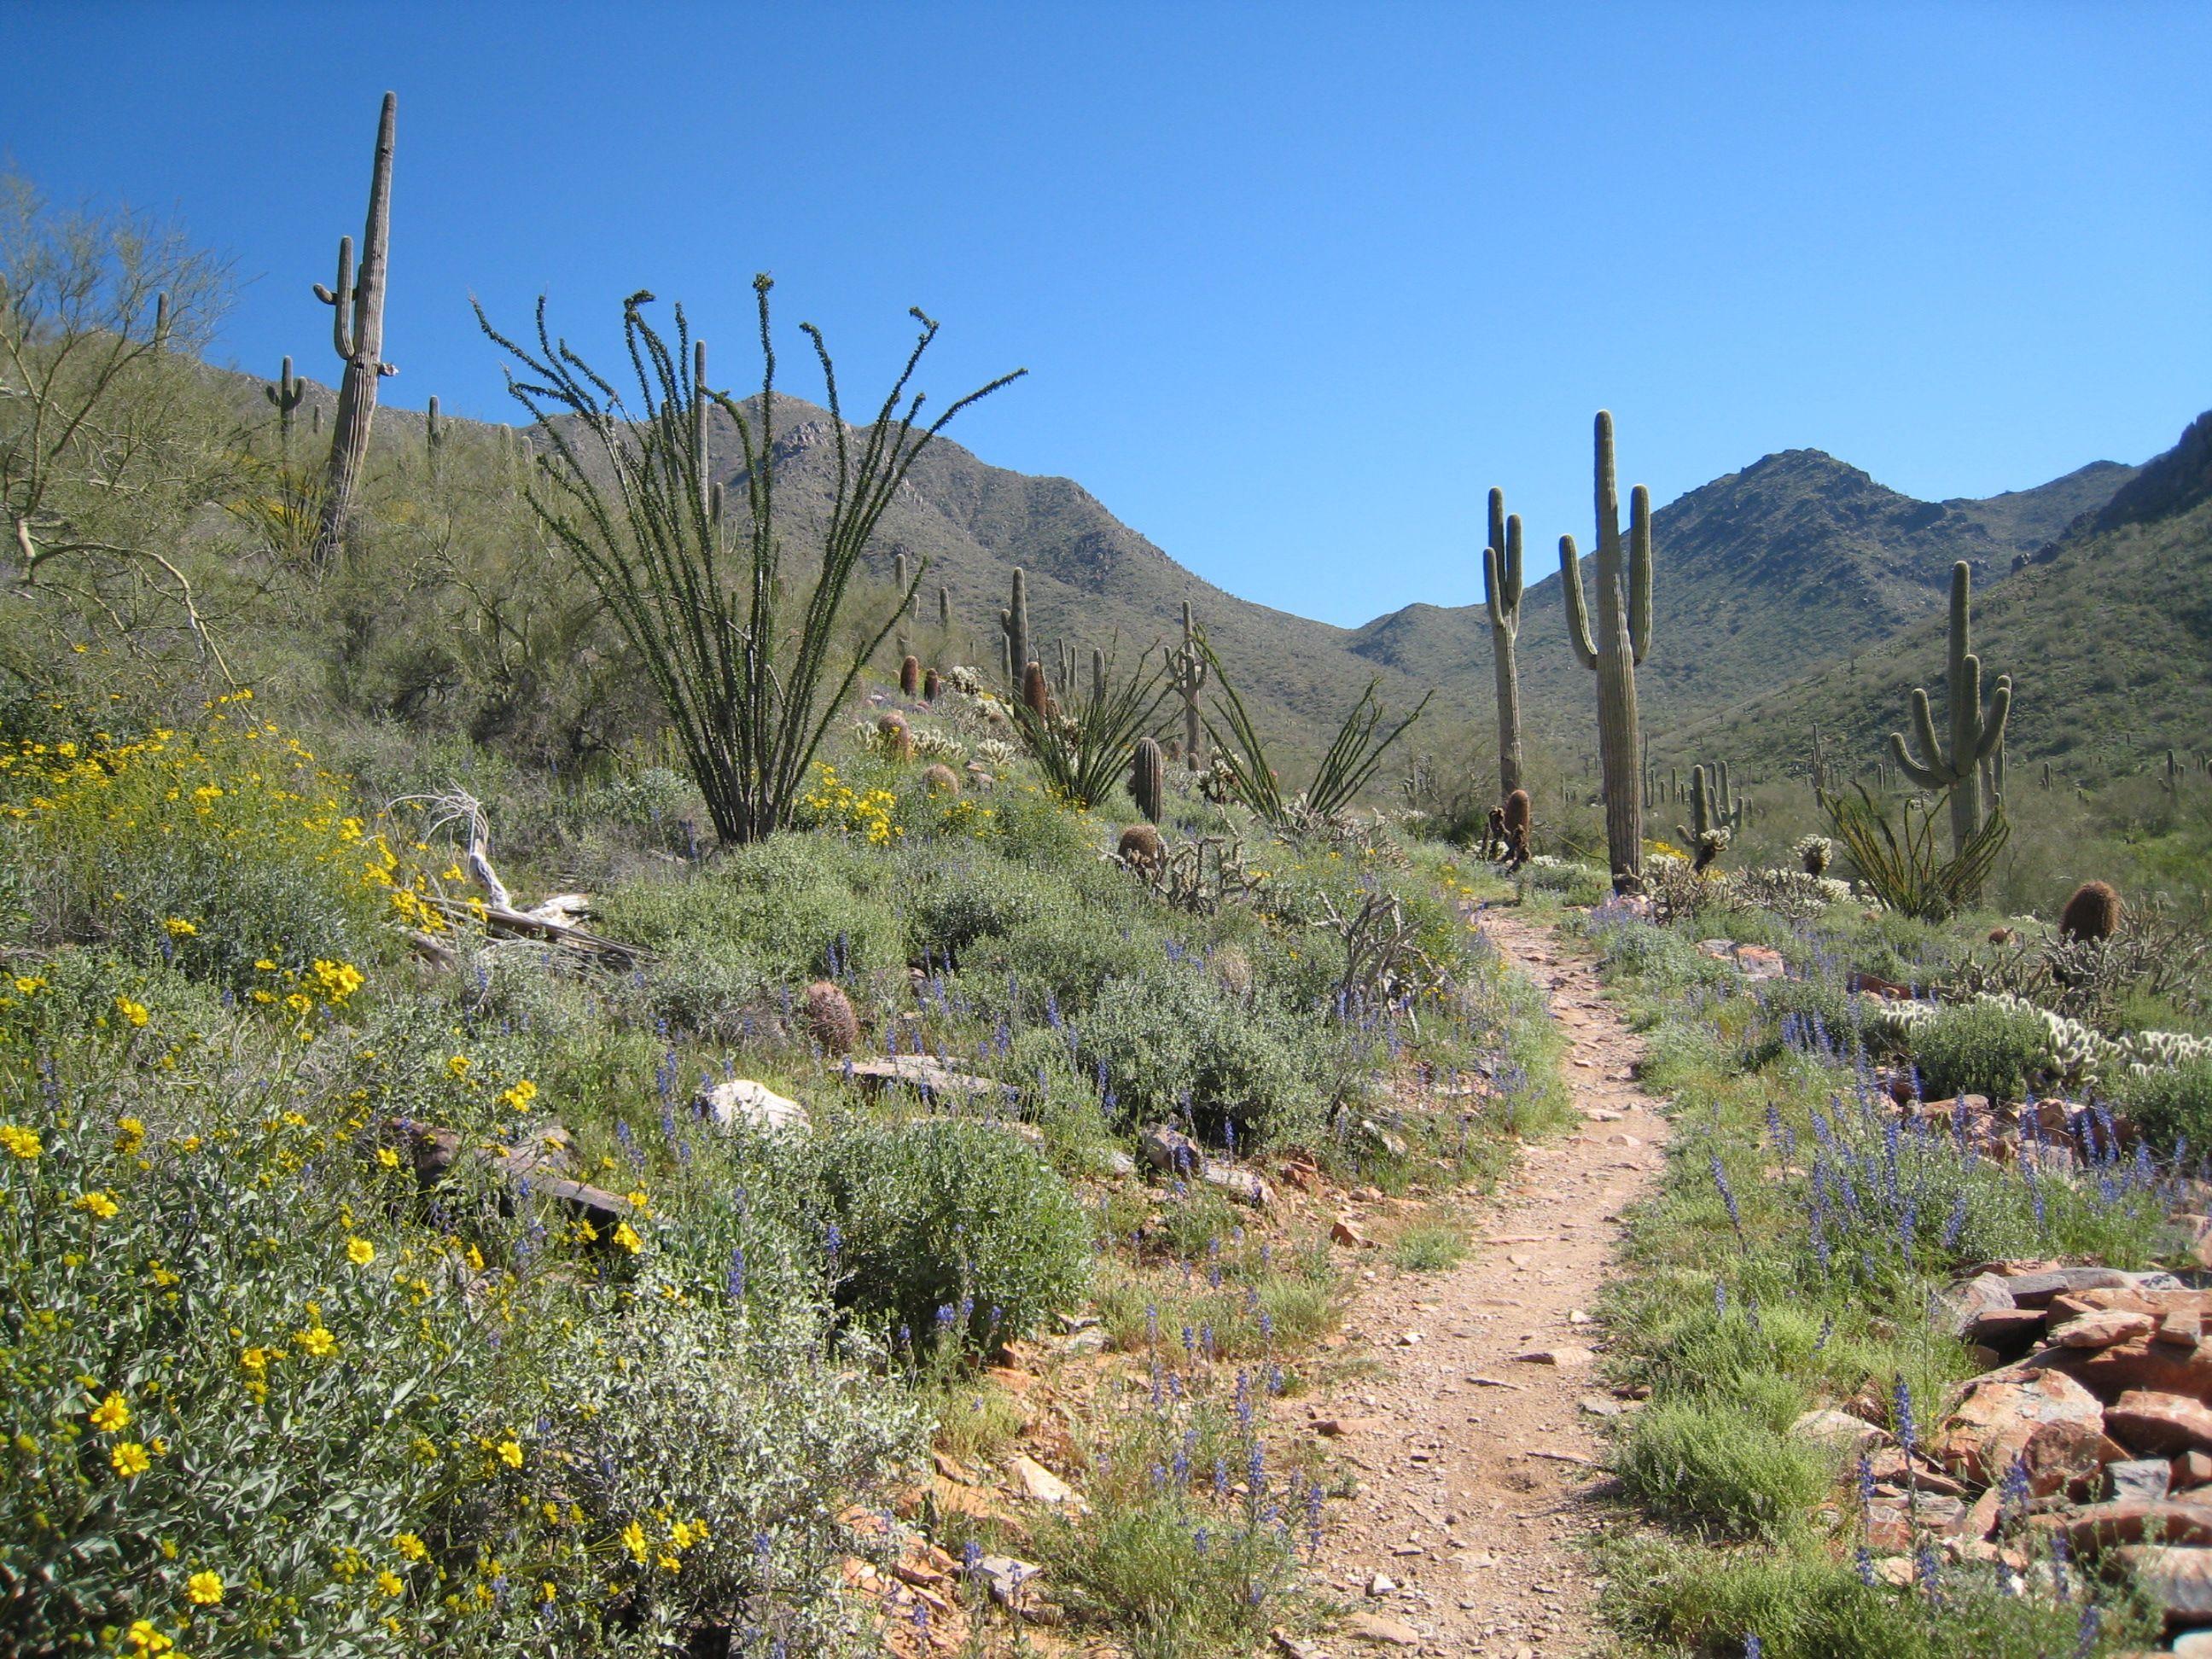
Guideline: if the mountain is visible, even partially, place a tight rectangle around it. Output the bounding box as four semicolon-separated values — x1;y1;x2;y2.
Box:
1342;447;2138;744
1666;410;2212;788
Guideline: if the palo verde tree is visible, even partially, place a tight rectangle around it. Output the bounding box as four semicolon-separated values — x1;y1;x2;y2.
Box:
1560;410;1653;887
479;276;1022;844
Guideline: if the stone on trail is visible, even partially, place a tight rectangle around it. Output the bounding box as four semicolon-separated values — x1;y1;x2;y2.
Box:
2049;1309;2158;1349
1345;1611;1423;1646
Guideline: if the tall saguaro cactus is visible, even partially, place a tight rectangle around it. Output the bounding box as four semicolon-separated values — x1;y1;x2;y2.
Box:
1889;560;2011;859
264;356;305;443
1169;600;1208;765
998;568;1029;692
1561;411;1655;886
311;91;398;567
1481;487;1526;802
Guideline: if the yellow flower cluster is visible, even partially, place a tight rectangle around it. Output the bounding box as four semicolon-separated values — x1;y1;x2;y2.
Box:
796;764;900;846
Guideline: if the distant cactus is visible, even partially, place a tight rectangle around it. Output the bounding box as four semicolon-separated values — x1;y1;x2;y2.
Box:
1481;487;1527;800
1168;600;1209;765
923;667;941;701
802;981;859;1055
893;551;909;602
1116;823;1165;872
876;712;913;762
899;655;920;697
1796;835;1833;876
1561;412;1655;885
921;763;960;796
937;585;952;631
311;91;399;566
425;394;444;468
1131;736;1166;823
264;355;306;440
1676;766;1733;871
2059;880;2122;943
998;568;1029;690
1889;561;2011;864
1091;646;1106;705
1021;661;1050;718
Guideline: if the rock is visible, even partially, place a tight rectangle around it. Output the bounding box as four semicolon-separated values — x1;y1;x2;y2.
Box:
1512;1346;1594;1368
2163;1308;2205;1348
844;1054;1010;1102
2050;1310;2158;1349
1140;1125;1203;1174
1202;1162;1274;1208
1934;1365;2118;1493
2107;1391;2212;1457
967;1552;1044;1610
1935;1273;2017;1339
2048;1498;2212;1551
1345;1611;1422;1646
1061;1326;1109;1355
1790;1408;1889;1453
1098;1148;1139;1178
2105;1458;2174;1501
1994;1266;2136;1307
2174;1629;2212;1657
1272;1633;1324;1659
1331;1220;1377;1249
696;1078;810;1136
1007;1454;1082;1509
1968;1307;2052;1345
1734;946;1786;980
1365;1573;1396;1596
2179;1451;2212;1490
2059;1336;2212;1404
1313;1417;1377;1438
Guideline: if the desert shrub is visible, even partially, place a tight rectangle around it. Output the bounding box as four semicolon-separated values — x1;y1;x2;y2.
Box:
962;906;1166;1016
600;842;903;983
901;848;1057;965
984;786;1099;868
1906;996;2051;1100
630;940;775;1045
1612;1396;1828;1541
1514;855;1610;906
1083;958;1322;1144
812;1116;1091;1354
2114;1056;2212;1155
0;712;419;998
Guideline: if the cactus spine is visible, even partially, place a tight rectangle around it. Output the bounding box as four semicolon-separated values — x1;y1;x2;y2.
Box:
311;90;398;567
1169;600;1208;765
264;355;305;442
1560;411;1654;885
1481;487;1526;802
1888;560;2011;859
998;568;1029;691
1131;736;1165;824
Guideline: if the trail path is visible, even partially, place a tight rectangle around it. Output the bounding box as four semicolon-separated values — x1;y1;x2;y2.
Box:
1297;906;1670;1658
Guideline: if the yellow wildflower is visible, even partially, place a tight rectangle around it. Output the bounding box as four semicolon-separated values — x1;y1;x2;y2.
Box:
185;1569;224;1604
621;1521;648;1563
73;1190;120;1220
123;1621;172;1656
89;1392;131;1432
346;1237;375;1266
497;1439;524;1469
612;1221;643;1254
393;1533;428;1562
376;1568;404;1596
163;917;198;938
445;1055;471;1079
111;1441;151;1477
0;1125;40;1159
115;996;151;1027
294;1324;337;1359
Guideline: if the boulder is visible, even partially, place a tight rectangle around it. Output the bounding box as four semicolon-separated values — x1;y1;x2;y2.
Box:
2046;1499;2212;1552
1994;1266;2137;1308
2060;1337;2212;1405
1935;1273;2018;1339
2107;1392;2212;1458
1934;1365;2119;1493
844;1054;1011;1103
2050;1310;2159;1349
2178;1451;2212;1490
696;1078;810;1136
2106;1458;2175;1501
2114;1545;2212;1621
1138;1125;1274;1208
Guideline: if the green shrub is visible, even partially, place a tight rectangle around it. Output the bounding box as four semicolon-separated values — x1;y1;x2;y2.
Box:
600;840;904;981
1906;996;2050;1100
2116;1057;2212;1155
813;1116;1091;1354
1516;857;1610;906
901;848;1054;966
963;905;1164;1016
1083;959;1321;1144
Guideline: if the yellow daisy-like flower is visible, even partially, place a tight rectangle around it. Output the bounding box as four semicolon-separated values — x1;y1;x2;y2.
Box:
114;996;151;1027
185;1569;224;1604
445;1054;471;1079
294;1325;337;1359
9;975;44;996
123;1621;172;1656
111;1441;152;1477
393;1532;428;1562
73;1190;120;1220
115;1116;147;1151
498;1079;538;1110
612;1221;643;1254
345;1237;375;1266
621;1521;648;1563
163;917;198;938
0;1124;40;1159
88;1392;131;1432
497;1439;524;1469
375;1146;400;1169
376;1568;404;1596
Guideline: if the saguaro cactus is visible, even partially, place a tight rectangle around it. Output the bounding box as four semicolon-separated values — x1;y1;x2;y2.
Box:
1091;646;1106;705
264;355;305;442
1482;487;1526;802
937;585;952;632
1131;736;1166;823
1169;600;1208;765
1561;411;1654;886
311;90;399;566
998;568;1029;691
424;395;445;471
1676;765;1730;871
1889;561;2011;859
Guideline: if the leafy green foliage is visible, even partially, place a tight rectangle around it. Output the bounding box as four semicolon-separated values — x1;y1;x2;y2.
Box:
1905;996;2052;1101
2114;1057;2212;1155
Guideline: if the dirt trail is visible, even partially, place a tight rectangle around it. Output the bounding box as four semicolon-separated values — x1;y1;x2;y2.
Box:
1298;906;1669;1658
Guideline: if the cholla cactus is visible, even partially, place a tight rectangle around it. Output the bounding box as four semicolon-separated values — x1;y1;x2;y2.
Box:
1796;835;1833;876
973;737;1019;770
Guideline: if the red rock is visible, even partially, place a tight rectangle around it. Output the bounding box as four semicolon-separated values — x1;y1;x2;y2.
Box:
1996;1266;2135;1308
2059;1337;2212;1405
2044;1499;2212;1552
1968;1307;2051;1345
2178;1451;2212;1490
2163;1308;2206;1348
2106;1391;2212;1457
1330;1220;1376;1249
1935;1365;2117;1494
2049;1288;2159;1323
2111;1545;2212;1621
2050;1310;2158;1349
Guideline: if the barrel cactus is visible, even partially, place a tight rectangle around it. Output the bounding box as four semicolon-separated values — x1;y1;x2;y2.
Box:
1131;736;1166;824
2059;880;2122;943
802;981;859;1055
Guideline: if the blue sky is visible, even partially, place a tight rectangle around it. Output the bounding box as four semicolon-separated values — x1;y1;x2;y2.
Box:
7;2;2208;626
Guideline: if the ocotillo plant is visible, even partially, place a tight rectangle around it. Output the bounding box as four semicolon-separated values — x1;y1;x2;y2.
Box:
311;90;398;567
1889;560;2011;860
1560;411;1654;886
1131;735;1166;823
1169;599;1208;765
998;568;1029;690
1481;487;1526;801
264;356;305;441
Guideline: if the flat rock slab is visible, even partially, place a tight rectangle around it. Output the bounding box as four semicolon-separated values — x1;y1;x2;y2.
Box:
1935;1365;2114;1493
844;1055;1011;1101
696;1078;810;1135
1997;1266;2139;1308
2107;1391;2212;1458
2048;1499;2212;1552
1344;1612;1423;1646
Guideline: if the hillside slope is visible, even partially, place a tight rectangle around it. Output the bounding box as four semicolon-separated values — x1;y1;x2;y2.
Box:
1667;410;2212;789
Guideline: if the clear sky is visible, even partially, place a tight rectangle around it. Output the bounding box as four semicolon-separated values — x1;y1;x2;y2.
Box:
6;2;2208;626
